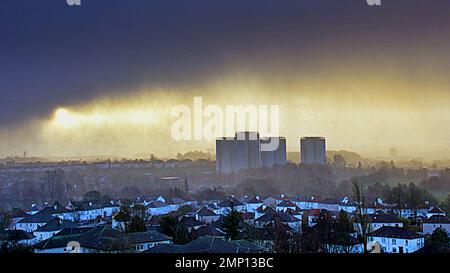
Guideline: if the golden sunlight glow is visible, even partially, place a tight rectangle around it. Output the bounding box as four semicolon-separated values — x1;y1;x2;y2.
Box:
2;72;450;159
54;108;78;128
52;106;161;129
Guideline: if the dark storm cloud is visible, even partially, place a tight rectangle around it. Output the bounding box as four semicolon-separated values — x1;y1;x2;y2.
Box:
1;0;450;126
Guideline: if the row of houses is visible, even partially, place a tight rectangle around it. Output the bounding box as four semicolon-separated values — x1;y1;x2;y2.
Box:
2;192;449;254
9;201;121;233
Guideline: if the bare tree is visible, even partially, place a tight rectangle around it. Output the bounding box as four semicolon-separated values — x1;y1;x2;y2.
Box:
352;178;369;253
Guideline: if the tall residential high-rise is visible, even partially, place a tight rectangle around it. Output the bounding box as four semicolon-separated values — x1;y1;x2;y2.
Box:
216;132;286;173
261;137;287;167
300;137;326;165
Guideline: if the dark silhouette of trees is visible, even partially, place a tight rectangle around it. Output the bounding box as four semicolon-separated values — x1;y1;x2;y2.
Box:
196;188;227;201
300;227;321;253
222;208;243;241
333;154;347;168
428;228;450;245
352;178;369;253
83;190;102;202
441;194;450;214
270;222;291;253
125;215;147;233
159;216;192;244
43;169;65;202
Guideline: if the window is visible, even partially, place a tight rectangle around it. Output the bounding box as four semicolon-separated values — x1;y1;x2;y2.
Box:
392;239;396;245
392;247;397;253
405;240;408;246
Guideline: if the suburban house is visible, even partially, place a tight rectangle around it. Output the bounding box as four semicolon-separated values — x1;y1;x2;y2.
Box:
147;201;176;216
246;196;264;213
33;217;79;241
0;229;36;246
67;201;103;221
306;209;338;227
263;196;279;207
195;207;220;223
179;216;204;232
295;196;320;210
34;226;129;253
398;206;429;219
422;215;450;234
367;226;425;253
25;204;45;215
122;231;171;252
317;198;340;212
426;207;446;219
254;206;277;220
354;210;403;234
14;213;54;232
112;210;132;231
8;208;29;227
214;197;246;215
339;201;358;213
100;201;120;219
254;211;301;229
275;200;298;212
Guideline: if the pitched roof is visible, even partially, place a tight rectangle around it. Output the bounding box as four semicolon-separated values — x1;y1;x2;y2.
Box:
75;226;128;251
56;227;94;236
37;202;72;215
145;236;262;253
69;201;100;211
33;234;81;249
428;207;445;214
17;213;54;224
121;231;171;244
113;211;131;222
194;225;226;237
34;218;78;232
217;197;244;208
368;212;402;223
256;211;300;223
179;216;203;227
276;200;298;208
368;226;423;239
246;197;263;204
423;215;450;224
256;206;277;215
147;201;169;208
196;207;218;217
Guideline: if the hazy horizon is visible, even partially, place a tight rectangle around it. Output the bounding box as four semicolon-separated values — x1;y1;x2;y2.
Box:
1;0;450;160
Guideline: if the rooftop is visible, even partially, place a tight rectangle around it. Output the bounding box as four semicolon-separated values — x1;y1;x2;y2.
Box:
368;226;423;239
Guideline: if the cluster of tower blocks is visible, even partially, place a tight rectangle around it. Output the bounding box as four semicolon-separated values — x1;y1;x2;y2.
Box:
216;132;326;174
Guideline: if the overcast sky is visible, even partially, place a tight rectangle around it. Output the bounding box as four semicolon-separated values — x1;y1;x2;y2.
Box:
1;0;450;158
